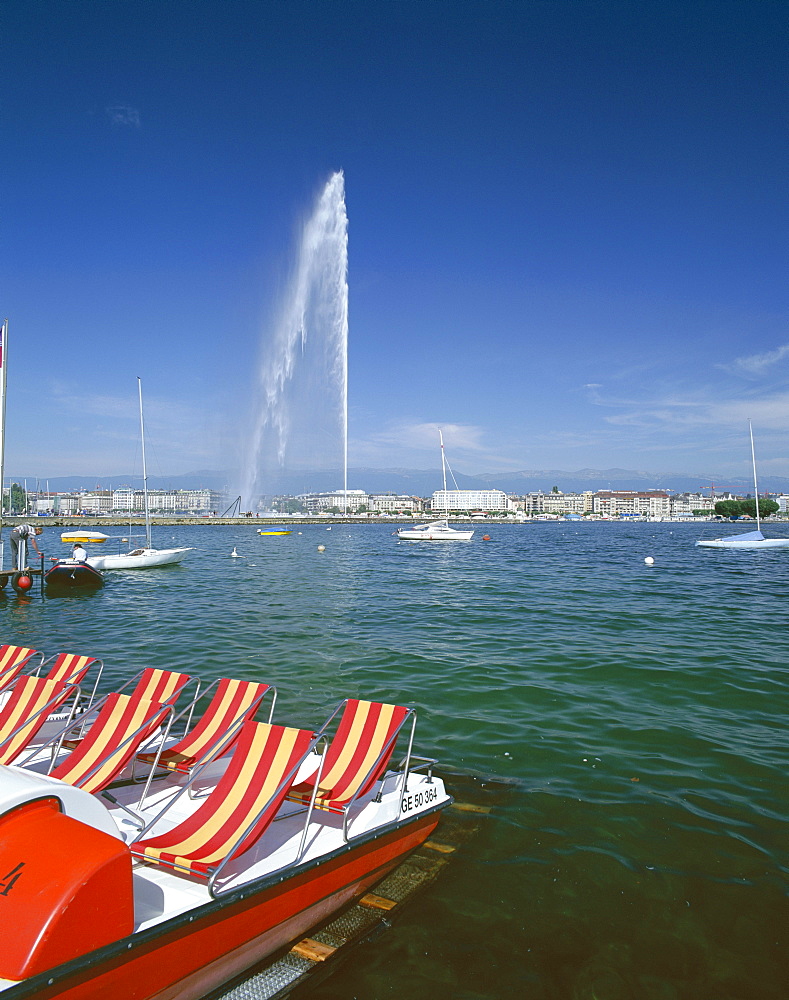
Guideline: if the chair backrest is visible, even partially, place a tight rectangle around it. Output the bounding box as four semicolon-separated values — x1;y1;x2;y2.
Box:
51;694;167;794
131;667;191;707
0;645;42;693
44;653;99;686
139;678;270;773
302;699;410;810
0;676;74;765
132;721;313;878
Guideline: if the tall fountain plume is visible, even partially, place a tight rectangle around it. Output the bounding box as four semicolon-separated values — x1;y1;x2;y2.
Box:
241;172;349;508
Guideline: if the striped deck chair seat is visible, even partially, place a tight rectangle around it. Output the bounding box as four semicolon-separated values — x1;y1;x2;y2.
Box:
61;667;190;751
0;676;77;765
50;694;169;794
130;667;192;706
44;653;100;686
136;678;271;774
132;721;313;879
288;699;410;814
0;645;43;694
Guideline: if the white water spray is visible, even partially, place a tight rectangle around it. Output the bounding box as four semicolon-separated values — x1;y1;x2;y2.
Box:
241;172;349;508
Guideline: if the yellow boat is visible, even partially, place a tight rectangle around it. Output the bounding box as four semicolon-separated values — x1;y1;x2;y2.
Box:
256;529;292;536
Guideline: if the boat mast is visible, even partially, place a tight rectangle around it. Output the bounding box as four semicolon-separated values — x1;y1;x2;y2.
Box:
0;320;7;570
138;378;152;549
439;428;447;493
748;419;761;534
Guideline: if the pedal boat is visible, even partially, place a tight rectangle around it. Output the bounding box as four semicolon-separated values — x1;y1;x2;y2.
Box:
0;698;450;1000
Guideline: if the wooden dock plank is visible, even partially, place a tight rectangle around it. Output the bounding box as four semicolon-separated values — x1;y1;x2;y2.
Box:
290;938;337;962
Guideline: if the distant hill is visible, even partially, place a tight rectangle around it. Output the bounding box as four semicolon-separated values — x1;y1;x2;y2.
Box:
14;467;789;496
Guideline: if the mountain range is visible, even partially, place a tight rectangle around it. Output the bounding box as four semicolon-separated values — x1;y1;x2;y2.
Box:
11;467;789;497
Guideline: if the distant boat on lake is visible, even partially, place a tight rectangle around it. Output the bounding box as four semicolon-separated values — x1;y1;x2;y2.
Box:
696;421;789;550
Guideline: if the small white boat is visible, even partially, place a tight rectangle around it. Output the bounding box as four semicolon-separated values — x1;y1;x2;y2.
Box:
87;546;192;570
696;529;789;550
696;422;789;550
397;519;474;541
86;380;192;570
397;430;474;541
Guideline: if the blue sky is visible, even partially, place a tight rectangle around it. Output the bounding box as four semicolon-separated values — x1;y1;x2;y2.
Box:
3;0;787;487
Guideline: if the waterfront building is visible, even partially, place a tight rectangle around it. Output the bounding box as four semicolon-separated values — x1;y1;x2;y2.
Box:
112;488;226;513
368;494;425;513
669;493;716;515
296;490;369;513
594;491;670;518
431;489;514;513
524;491;595;515
79;491;114;515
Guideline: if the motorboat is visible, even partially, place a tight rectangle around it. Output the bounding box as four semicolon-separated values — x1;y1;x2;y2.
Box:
397;519;474;541
44;559;104;591
697;422;789;550
0;666;451;1000
86;380;192;570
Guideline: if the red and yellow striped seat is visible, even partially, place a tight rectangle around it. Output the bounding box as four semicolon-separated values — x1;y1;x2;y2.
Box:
132;721;314;879
128;667;191;706
43;653;100;686
50;694;170;794
0;644;43;693
136;678;271;774
0;676;77;765
288;699;410;814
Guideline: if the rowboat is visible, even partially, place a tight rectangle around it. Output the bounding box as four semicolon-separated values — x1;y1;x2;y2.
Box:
0;668;450;1000
257;530;292;536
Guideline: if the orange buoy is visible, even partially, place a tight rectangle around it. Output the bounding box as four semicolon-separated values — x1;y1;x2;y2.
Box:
16;575;33;591
482;535;491;541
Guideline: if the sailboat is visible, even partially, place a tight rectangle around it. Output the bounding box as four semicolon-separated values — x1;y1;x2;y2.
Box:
696;421;789;549
87;379;193;569
397;430;474;541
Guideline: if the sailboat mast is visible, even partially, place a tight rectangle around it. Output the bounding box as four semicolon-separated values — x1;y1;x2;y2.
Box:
138;378;152;549
748;419;761;534
439;429;447;493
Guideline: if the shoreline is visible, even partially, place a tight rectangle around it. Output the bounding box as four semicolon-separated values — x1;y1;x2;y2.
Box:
0;515;763;527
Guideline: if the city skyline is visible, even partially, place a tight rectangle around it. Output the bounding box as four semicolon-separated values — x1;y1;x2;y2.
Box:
4;2;787;482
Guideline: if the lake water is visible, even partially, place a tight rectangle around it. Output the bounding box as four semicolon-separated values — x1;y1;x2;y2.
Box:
4;521;788;999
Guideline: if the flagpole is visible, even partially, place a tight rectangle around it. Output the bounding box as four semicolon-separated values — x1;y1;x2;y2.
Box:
0;319;7;571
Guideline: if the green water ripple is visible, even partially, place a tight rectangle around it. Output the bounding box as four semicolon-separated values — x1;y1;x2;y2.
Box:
4;520;789;998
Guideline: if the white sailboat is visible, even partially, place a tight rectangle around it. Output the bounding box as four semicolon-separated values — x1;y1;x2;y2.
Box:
87;379;193;570
696;421;789;550
397;430;474;541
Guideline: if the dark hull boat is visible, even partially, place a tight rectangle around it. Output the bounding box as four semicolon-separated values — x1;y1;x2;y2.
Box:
0;670;451;1000
44;560;104;591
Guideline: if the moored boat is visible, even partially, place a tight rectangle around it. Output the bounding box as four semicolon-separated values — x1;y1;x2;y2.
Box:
0;669;451;1000
397;519;474;541
696;422;789;550
86;380;193;571
44;559;104;591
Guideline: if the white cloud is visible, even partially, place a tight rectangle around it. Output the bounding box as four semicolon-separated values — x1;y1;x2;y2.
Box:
724;343;789;377
105;105;141;128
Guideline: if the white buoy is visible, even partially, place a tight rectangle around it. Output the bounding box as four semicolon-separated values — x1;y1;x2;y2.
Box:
644;556;655;566
317;544;326;552
231;547;240;558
